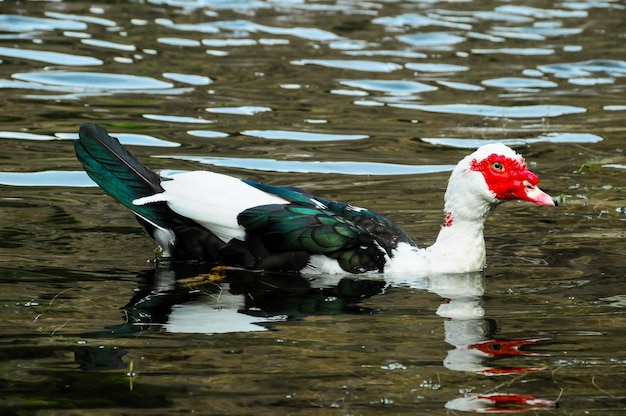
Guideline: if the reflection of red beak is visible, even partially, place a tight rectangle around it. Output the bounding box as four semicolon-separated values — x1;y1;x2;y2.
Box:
469;338;549;376
469;338;550;357
476;393;556;412
479;366;544;376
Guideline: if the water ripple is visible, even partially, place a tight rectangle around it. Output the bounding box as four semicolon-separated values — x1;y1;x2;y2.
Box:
0;132;57;141
157;156;455;175
344;50;427;59
0;171;94;187
162;73;213;85
149;0;270;11
158;17;342;42
472;48;554;55
482;77;558;89
495;5;588;19
158;37;202;47
537;59;626;80
3;71;191;99
467;32;506;42
422;132;603;148
491;25;583;38
405;63;469;73
259;38;289;46
353;100;385;107
81;38;137;51
397;33;465;50
292;59;402;73
44;11;117;27
206;106;271;115
436;81;484;91
241;130;367;141
13;71;172;89
340;79;437;95
156;18;220;34
467;11;533;23
214;20;341;42
0;46;102;66
202;39;257;47
330;89;369;97
143;114;213;124
187;130;229;138
55;132;179;147
63;31;91;39
391;103;586;118
329;40;371;51
0;14;86;32
373;13;472;30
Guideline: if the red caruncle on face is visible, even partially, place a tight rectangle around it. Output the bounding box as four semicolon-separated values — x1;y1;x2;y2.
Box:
470;154;539;201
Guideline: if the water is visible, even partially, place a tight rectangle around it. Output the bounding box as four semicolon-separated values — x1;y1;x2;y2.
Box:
0;0;625;414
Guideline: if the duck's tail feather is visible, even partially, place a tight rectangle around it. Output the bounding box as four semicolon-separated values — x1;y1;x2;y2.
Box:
75;123;170;228
76;123;230;262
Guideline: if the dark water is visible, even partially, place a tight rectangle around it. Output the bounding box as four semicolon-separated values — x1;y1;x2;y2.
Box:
0;0;625;414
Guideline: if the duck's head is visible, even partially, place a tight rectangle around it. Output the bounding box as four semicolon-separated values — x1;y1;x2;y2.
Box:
445;144;556;218
470;143;556;206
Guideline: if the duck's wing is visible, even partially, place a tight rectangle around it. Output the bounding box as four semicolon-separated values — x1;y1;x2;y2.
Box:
237;202;386;273
244;180;416;249
239;181;417;273
313;196;417;250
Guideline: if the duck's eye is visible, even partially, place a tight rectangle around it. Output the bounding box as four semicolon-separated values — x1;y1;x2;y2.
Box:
491;161;504;172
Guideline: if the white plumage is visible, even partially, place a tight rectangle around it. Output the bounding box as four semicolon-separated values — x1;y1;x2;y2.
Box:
134;171;287;242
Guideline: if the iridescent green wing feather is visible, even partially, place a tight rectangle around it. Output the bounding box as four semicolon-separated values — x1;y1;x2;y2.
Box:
315;197;417;250
238;203;387;273
243;179;417;252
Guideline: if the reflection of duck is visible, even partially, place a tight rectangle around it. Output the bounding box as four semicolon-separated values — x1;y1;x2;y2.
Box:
80;268;556;411
75;124;555;275
425;272;548;376
425;272;555;412
83;267;386;337
446;393;555;413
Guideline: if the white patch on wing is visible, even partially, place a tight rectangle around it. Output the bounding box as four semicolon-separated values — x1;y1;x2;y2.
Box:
133;194;168;205
311;198;327;209
347;204;366;212
133;171;288;242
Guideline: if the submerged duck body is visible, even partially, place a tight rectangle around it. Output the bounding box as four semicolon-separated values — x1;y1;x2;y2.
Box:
75;124;556;275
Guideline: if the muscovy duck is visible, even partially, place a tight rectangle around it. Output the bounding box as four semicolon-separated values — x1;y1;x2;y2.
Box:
75;123;556;274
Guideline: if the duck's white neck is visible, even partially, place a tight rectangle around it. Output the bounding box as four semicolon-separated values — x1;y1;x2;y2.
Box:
426;211;488;271
386;166;498;275
429;161;500;266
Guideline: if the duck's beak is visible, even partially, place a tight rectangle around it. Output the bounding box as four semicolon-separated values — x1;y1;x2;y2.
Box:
513;179;558;206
